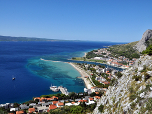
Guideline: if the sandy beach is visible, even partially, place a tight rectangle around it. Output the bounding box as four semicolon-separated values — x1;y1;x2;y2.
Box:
68;62;93;89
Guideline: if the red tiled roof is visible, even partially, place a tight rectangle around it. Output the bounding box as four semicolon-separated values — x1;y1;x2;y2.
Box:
78;100;87;102
58;102;64;106
89;98;94;101
49;104;57;110
52;96;58;99
34;97;40;100
52;101;58;105
46;98;53;101
103;82;110;84
95;96;100;99
95;92;99;94
28;108;35;113
71;102;75;104
16;110;24;114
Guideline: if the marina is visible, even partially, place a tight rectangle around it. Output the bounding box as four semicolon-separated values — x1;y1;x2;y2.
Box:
50;86;59;92
50;86;69;95
58;86;69;96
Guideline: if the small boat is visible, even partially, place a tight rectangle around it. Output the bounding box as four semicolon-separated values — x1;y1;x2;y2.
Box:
12;77;15;80
50;85;59;92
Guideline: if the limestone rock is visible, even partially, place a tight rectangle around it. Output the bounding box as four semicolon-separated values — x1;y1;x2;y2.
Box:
135;29;152;52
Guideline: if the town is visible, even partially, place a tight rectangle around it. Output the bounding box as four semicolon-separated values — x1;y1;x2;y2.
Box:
0;61;123;114
92;48;137;68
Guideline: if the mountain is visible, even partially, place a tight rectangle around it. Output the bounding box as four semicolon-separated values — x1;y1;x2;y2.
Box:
0;35;58;41
93;30;152;113
135;29;152;52
95;55;152;114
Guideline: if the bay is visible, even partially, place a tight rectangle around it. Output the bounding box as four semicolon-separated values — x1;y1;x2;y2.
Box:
0;41;123;104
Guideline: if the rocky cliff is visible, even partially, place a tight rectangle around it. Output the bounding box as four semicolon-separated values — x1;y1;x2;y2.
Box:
95;55;152;114
135;29;152;52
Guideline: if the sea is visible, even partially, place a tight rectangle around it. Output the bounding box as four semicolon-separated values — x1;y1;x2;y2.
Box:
0;41;124;104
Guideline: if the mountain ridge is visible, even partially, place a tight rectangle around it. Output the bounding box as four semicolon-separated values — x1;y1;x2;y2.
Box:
93;29;152;113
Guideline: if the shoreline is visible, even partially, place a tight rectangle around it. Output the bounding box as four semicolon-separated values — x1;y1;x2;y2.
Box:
68;62;93;89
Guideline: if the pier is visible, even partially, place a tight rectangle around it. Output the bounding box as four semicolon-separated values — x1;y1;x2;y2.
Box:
58;86;69;95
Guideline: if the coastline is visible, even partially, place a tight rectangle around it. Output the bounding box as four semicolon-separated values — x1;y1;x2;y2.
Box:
68;62;93;89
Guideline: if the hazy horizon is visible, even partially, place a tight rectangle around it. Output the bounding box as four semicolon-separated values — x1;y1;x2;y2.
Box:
0;0;152;42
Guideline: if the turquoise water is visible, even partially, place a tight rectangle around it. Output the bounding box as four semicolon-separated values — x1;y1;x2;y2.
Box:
0;41;123;104
27;59;84;93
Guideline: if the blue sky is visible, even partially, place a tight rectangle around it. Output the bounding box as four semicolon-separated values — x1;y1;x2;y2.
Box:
0;0;152;42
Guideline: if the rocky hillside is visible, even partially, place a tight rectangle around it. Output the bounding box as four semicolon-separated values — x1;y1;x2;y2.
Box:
135;29;152;52
95;55;152;114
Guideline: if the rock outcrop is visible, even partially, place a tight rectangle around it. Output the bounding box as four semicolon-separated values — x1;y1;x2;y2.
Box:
96;55;152;114
135;29;152;52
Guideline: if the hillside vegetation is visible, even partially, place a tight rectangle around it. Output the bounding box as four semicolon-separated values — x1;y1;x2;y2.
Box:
108;41;140;59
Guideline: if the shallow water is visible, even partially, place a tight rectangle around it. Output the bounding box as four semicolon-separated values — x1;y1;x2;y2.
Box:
0;41;122;104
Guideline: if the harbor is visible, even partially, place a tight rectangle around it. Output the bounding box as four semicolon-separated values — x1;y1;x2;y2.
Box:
58;86;69;96
50;86;69;96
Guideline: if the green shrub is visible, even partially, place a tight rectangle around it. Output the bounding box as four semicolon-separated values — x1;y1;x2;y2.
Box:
140;65;147;73
129;87;135;94
142;44;152;55
144;73;150;81
146;98;152;111
129;94;138;101
116;71;122;78
132;75;142;81
130;102;136;109
98;104;104;113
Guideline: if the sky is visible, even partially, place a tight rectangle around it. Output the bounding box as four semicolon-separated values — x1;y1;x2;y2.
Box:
0;0;152;42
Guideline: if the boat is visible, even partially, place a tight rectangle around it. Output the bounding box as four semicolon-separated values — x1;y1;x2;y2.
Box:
12;76;15;80
50;86;59;92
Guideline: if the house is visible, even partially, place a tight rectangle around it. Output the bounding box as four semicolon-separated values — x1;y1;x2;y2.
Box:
102;81;110;85
75;99;81;102
65;102;79;106
37;106;49;113
94;96;101;101
84;96;90;99
65;103;73;106
29;103;36;106
52;101;58;105
52;96;58;101
42;102;51;107
40;97;46;102
0;104;9;109
45;97;53;101
20;104;29;110
86;98;95;105
95;92;99;95
91;87;96;92
34;97;41;101
48;104;57;110
56;102;64;107
28;108;35;113
72;102;79;106
16;110;25;114
78;100;88;105
88;98;94;102
10;108;18;112
59;100;64;103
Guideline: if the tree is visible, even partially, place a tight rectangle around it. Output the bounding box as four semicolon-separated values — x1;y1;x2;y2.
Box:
70;106;83;114
116;71;122;78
